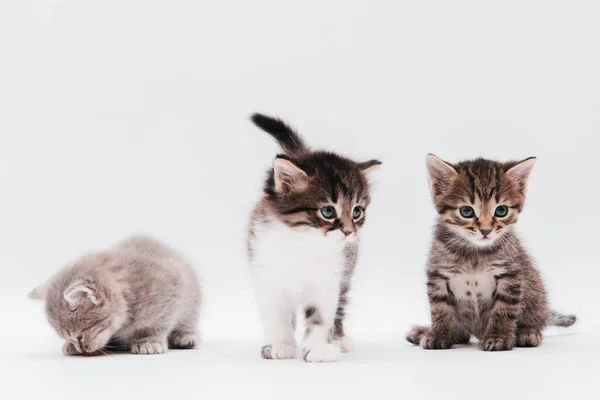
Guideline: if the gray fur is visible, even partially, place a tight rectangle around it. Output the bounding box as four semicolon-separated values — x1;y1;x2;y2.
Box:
31;235;201;355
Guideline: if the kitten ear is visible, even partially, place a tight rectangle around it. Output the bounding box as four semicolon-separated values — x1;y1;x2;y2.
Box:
506;157;536;192
28;282;49;301
273;156;308;194
359;160;382;180
426;154;457;198
63;279;101;305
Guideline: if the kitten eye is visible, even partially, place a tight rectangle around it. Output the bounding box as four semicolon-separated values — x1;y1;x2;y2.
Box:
459;206;475;218
320;206;335;219
495;205;508;217
352;206;362;219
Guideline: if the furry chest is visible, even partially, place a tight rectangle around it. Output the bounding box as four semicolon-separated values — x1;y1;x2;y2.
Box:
448;272;497;303
249;223;346;292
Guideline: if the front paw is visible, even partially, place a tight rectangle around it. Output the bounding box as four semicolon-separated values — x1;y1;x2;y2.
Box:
131;340;167;355
261;342;297;360
420;333;453;350
480;336;514;351
516;329;542;348
302;343;341;363
63;342;81;356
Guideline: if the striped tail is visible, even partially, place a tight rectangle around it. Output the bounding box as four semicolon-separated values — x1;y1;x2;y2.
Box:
251;113;307;157
548;310;577;327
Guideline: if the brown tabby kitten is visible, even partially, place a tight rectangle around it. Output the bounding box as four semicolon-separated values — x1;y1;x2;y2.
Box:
407;155;576;351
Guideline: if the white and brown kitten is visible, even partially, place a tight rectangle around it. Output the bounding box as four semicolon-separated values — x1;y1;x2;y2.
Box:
407;155;576;351
247;114;380;363
30;235;201;355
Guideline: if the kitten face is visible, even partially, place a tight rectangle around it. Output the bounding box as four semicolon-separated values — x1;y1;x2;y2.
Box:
264;153;380;243
45;257;124;354
426;155;536;248
47;298;115;354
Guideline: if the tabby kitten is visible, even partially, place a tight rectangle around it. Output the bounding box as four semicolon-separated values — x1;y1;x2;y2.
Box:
247;113;380;363
407;155;576;351
30;235;201;355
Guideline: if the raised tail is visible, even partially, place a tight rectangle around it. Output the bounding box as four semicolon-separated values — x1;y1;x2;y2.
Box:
548;310;577;327
251;113;307;157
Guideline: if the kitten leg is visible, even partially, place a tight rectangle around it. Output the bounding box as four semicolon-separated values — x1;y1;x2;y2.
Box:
130;327;169;355
421;271;459;349
480;273;522;351
331;284;354;353
302;289;342;363
515;269;547;348
169;303;200;349
253;277;296;360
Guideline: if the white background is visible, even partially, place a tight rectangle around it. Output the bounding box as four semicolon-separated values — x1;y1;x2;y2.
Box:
0;1;598;399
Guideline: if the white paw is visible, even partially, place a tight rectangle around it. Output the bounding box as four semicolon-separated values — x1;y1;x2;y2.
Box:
334;336;355;353
131;340;166;355
261;343;297;359
302;343;342;363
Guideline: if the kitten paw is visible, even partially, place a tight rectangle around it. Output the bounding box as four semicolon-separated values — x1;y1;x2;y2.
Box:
169;331;197;349
480;336;514;351
420;333;453;350
334;336;355;353
406;326;430;345
261;343;296;360
302;343;341;363
131;340;167;355
63;342;81;356
516;329;543;347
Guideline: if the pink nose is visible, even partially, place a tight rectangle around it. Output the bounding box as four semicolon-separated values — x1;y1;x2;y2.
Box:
480;229;492;237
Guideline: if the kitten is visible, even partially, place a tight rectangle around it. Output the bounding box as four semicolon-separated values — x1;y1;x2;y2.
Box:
407;155;576;351
29;235;201;355
247;113;380;363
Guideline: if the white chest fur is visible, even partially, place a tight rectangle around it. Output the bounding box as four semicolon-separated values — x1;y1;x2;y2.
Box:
448;271;497;303
249;219;346;301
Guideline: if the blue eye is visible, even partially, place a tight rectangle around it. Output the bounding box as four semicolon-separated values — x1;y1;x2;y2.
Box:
495;205;508;217
320;206;335;219
459;206;475;218
352;206;362;219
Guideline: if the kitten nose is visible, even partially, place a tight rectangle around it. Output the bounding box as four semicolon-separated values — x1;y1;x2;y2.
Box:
341;229;353;237
480;228;492;237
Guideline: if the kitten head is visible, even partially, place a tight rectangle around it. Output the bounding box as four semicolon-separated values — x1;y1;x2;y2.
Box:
426;154;536;248
43;254;125;354
252;113;381;243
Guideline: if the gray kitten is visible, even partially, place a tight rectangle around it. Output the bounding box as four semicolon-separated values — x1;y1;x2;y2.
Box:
29;235;201;355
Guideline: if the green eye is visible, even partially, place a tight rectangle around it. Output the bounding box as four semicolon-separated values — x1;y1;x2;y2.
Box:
352;206;362;219
320;206;335;219
495;205;508;217
459;206;475;218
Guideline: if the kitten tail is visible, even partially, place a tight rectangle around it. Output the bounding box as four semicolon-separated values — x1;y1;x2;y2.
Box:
251;113;307;157
548;310;577;327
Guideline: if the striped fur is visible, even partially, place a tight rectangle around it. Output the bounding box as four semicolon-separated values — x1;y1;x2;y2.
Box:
407;155;576;351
